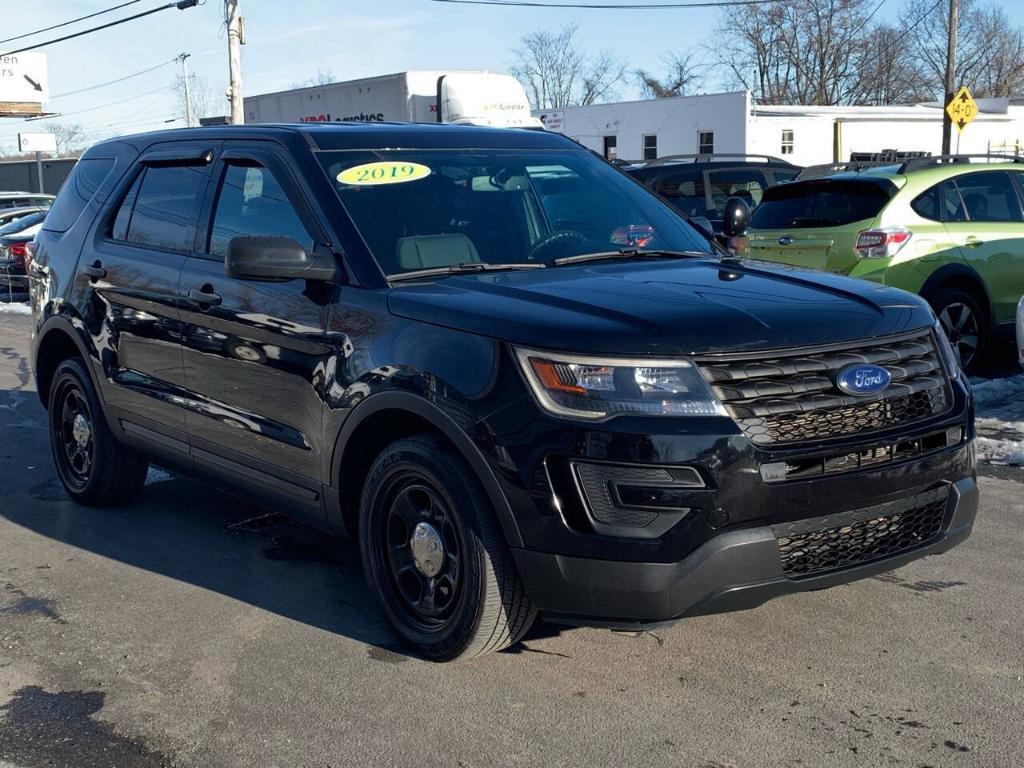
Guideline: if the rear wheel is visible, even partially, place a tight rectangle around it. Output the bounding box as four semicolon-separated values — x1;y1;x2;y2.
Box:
359;435;536;661
929;287;987;371
48;358;148;506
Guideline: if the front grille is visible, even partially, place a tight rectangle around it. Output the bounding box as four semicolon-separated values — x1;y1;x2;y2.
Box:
697;330;950;446
774;486;949;578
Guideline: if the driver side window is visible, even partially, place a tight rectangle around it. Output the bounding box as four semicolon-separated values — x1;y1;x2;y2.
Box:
208;162;313;259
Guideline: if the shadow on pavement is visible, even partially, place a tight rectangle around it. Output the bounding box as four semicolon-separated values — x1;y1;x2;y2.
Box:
0;384;565;660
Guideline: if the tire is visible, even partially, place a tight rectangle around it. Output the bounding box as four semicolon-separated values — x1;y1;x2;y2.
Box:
48;358;149;506
359;434;536;661
929;287;987;372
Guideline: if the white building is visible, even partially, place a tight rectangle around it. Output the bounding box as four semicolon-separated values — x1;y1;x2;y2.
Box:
537;91;1024;166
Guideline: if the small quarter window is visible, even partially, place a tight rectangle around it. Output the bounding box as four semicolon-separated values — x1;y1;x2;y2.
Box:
643;134;658;161
698;130;714;155
781;129;794;156
42;157;116;232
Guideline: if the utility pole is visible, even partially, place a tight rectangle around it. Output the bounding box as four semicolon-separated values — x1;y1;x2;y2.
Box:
225;0;244;124
177;52;195;127
941;0;958;155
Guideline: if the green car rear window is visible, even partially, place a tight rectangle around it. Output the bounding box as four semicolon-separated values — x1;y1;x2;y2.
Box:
751;179;894;229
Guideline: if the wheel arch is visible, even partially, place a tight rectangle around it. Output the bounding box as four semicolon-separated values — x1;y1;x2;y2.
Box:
33;316;95;409
918;263;994;327
328;391;524;548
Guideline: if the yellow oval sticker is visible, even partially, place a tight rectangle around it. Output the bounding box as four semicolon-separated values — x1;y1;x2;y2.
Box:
337;161;432;186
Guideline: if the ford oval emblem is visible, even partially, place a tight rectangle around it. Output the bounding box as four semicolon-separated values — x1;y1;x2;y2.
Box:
836;364;891;396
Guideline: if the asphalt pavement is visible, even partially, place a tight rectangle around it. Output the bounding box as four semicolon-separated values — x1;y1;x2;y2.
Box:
1;309;1022;768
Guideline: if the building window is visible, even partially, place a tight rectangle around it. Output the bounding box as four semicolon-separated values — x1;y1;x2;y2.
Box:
781;129;794;155
698;130;714;155
643;134;658;161
603;135;618;161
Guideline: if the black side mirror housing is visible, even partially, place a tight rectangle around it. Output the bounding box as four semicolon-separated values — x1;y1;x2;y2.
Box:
225;236;339;282
721;197;751;238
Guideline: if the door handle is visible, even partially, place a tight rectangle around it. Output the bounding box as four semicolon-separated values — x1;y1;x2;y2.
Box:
81;261;106;280
964;236;983;248
188;286;222;308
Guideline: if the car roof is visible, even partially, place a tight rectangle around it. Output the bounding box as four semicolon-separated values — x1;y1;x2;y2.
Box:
797;158;1024;184
88;122;580;153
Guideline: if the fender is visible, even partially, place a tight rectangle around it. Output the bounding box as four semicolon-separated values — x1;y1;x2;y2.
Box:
328;391;524;548
918;262;995;326
32;313;100;407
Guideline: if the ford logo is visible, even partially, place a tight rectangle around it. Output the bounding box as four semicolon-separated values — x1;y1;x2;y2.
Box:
836;364;891;396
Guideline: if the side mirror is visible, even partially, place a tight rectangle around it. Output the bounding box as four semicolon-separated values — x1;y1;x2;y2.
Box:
225;236;338;282
689;216;715;238
721;197;751;238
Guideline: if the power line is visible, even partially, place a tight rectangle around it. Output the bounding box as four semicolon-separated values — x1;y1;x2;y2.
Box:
428;0;782;7
0;0;199;58
0;0;144;46
50;59;177;100
51;87;173;119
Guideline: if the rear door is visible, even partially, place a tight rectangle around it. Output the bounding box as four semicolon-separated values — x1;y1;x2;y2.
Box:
745;178;894;274
83;141;216;452
177;141;336;519
946;170;1024;324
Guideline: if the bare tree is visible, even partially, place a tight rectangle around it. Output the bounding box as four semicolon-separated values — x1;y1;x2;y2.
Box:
291;68;336;88
42;122;87;156
851;24;933;105
902;0;1024;99
636;52;707;99
510;24;627;109
175;72;219;122
717;0;877;105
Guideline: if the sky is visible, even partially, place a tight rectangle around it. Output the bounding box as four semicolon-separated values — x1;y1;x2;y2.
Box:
2;0;1024;154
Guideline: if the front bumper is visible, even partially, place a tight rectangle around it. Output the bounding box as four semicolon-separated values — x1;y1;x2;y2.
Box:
513;476;977;627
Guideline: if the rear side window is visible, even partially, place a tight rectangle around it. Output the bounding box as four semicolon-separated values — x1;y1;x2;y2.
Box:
654;169;706;217
42;158;116;232
111;165;207;253
750;180;894;229
954;171;1023;223
911;181;967;222
208;163;313;258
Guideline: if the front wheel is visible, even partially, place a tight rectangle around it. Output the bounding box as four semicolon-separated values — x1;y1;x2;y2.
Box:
359;435;536;661
929;288;987;371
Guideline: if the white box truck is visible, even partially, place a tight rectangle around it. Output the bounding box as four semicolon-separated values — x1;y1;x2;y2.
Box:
244;70;542;129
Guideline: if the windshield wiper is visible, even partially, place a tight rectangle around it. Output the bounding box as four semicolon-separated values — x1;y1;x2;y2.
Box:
387;262;545;283
552;248;713;267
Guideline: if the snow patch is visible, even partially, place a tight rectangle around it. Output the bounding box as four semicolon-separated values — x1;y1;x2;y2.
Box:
145;467;175;485
971;372;1024;466
0;301;31;315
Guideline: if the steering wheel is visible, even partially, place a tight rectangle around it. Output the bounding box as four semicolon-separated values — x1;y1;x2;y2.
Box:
527;230;588;261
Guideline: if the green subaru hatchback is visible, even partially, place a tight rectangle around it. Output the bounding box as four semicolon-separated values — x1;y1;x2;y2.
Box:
741;157;1024;368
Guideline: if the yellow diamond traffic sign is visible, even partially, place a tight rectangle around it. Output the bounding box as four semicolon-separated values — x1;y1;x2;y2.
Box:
946;86;978;133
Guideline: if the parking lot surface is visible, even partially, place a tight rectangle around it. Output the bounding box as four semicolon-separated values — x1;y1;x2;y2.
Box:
1;310;1022;768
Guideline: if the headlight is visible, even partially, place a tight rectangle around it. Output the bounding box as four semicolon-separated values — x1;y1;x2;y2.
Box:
933;320;962;380
514;347;727;420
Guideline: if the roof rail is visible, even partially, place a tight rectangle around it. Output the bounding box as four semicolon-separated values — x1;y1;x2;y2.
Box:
897;153;1024;173
795;160;897;181
641;153;795;168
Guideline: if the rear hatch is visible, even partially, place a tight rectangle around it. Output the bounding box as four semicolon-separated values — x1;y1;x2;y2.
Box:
744;177;898;274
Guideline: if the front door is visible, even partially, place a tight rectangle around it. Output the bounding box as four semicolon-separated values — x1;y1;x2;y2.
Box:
177;143;338;514
83;142;216;448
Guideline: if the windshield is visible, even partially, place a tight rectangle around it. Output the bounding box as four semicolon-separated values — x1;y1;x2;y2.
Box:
751;179;895;229
318;149;712;276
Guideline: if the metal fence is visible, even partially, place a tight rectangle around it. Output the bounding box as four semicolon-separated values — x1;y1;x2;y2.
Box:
0;157;78;195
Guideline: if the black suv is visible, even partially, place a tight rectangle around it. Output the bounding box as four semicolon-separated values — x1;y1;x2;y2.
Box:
28;124;976;661
626;154;800;233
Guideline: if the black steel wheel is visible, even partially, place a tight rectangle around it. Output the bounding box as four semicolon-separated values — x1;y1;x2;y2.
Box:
360;435;536;661
47;358;149;506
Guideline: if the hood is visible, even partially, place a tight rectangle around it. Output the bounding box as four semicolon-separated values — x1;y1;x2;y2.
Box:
386;258;934;356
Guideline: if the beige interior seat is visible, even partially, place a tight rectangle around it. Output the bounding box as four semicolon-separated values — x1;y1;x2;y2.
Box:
397;233;481;270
